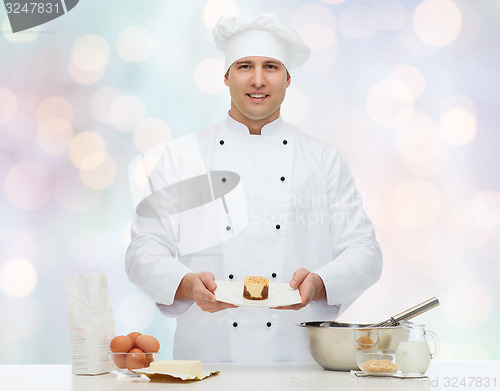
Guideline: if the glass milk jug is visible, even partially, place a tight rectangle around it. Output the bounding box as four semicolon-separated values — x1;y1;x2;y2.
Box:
397;321;439;374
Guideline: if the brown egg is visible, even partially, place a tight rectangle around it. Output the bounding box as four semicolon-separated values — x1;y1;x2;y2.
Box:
112;353;127;369
127;332;142;347
110;335;133;353
135;335;160;353
126;348;146;370
145;353;154;367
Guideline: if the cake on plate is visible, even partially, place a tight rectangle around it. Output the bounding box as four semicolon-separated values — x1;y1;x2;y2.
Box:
243;276;269;300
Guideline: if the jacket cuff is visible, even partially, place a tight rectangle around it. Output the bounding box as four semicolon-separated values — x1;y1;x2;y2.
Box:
309;300;340;320
157;299;194;318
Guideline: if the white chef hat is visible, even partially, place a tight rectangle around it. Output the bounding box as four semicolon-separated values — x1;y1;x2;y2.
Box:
213;14;310;72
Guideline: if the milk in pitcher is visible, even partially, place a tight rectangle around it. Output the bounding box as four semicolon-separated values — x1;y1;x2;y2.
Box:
397;341;431;374
397;321;439;374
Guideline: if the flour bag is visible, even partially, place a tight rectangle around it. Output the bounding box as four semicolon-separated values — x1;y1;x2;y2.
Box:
66;273;115;375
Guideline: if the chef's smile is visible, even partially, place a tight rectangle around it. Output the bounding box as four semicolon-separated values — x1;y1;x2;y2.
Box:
247;93;269;102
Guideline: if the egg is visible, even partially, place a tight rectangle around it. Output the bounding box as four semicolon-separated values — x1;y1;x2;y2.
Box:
112;353;127;369
126;348;146;370
135;334;160;353
145;353;154;367
127;331;142;346
110;335;133;353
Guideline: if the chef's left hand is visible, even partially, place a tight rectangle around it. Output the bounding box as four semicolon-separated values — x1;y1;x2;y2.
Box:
272;268;326;310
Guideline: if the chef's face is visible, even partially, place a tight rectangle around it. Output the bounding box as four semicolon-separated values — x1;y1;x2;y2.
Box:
224;56;291;127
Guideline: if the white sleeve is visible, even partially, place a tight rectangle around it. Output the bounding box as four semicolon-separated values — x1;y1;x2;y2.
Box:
157;300;194;318
125;141;201;317
125;213;194;315
312;147;382;314
309;300;341;320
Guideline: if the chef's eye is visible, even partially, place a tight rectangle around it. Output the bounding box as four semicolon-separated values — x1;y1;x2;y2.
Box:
265;64;278;70
238;64;250;69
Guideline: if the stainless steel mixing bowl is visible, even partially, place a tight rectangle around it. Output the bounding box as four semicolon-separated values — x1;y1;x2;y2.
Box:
299;321;405;371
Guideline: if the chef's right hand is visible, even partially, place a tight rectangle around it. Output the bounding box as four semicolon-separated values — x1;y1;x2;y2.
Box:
176;272;238;313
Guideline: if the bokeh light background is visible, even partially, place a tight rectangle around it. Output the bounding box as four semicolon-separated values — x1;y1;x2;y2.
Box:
1;0;499;364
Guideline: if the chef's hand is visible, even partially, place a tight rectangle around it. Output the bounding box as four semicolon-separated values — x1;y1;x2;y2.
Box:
272;268;326;311
175;272;238;313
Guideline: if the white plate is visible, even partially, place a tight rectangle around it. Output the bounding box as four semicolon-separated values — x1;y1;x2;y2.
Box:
214;280;302;307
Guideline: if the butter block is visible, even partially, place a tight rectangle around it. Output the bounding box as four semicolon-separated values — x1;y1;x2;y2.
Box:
149;360;202;377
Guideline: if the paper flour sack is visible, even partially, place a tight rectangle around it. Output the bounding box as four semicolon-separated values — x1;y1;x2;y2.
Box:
66;273;115;375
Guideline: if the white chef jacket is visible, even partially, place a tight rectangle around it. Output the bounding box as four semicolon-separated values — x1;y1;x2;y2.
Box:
126;115;382;362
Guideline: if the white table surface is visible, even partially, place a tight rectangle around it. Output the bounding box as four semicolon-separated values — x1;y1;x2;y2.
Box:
0;361;498;391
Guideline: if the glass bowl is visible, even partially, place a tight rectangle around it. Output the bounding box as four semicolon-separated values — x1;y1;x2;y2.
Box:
353;328;379;350
109;352;159;376
354;349;403;374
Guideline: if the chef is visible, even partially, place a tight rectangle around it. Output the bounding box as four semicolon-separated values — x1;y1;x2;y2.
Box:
126;14;382;362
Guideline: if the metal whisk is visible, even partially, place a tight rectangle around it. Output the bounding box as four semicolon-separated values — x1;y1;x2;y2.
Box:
368;297;440;327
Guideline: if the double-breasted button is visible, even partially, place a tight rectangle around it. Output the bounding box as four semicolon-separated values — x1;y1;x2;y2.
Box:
266;322;272;327
226;226;231;231
283;140;288;145
222;177;226;182
275;224;281;230
229;274;234;279
233;322;238;327
219;140;224;145
272;273;277;278
280;176;285;182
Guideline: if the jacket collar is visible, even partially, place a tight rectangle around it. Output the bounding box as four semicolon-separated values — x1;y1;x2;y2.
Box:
224;113;285;137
